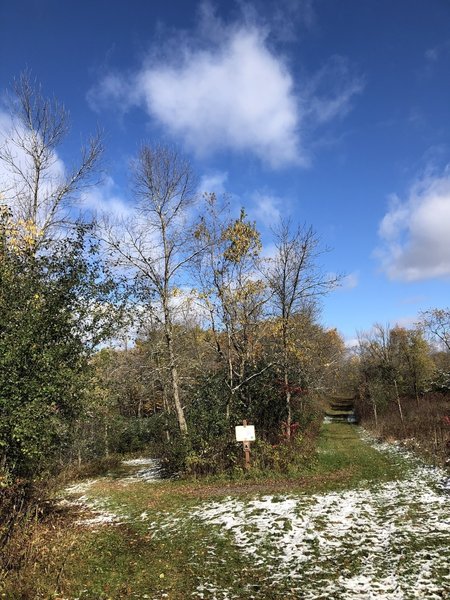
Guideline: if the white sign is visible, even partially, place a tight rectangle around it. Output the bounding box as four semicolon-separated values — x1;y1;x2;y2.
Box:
235;425;255;442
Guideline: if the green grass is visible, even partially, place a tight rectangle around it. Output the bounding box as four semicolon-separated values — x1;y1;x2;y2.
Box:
311;423;409;487
0;424;428;599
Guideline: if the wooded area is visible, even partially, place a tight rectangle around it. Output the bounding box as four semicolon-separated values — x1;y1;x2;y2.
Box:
1;75;449;580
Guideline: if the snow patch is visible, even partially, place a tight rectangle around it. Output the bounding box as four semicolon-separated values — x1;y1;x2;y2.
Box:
184;474;449;598
122;457;157;466
61;480;126;527
120;457;165;483
149;436;450;599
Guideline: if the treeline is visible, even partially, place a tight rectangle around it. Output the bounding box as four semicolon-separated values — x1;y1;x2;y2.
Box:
85;310;344;475
1;73;449;499
0;73;342;492
348;316;450;464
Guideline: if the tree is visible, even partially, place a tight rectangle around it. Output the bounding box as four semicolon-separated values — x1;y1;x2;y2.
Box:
0;207;117;478
356;323;432;429
194;196;269;419
0;72;102;249
419;308;450;353
102;144;201;435
265;220;339;437
389;326;434;404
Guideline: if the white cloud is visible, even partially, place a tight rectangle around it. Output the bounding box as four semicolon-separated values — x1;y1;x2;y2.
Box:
251;192;282;227
261;241;277;259
377;170;450;281
341;272;359;290
198;171;228;195
80;176;132;220
304;55;365;125
424;40;450;63
344;337;359;349
0;111;66;195
86;73;137;114
88;8;363;169
394;315;418;329
136;27;301;168
0;110;67;226
425;48;439;62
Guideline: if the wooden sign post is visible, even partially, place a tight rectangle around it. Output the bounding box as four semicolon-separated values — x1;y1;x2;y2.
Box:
235;420;256;470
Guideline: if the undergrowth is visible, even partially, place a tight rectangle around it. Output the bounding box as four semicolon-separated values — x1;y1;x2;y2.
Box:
356;392;450;467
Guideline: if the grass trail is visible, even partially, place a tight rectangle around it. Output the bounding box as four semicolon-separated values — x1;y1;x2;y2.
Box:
2;424;449;599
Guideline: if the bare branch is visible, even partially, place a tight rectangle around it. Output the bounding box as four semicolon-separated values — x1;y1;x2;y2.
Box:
0;72;103;248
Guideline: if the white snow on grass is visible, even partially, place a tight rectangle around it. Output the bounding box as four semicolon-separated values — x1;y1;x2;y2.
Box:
61;479;127;527
361;429;450;492
150;436;450;599
186;476;449;598
120;457;165;483
59;457;164;527
63;478;100;495
122;457;157;466
59;444;449;595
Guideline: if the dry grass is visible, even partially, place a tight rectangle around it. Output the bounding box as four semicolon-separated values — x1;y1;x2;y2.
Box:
358;392;450;466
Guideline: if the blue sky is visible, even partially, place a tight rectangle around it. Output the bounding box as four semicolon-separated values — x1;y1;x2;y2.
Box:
1;0;450;342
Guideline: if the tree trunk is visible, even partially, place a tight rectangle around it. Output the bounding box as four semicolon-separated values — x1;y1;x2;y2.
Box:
104;422;109;457
282;323;291;439
164;321;188;435
162;388;171;442
225;329;234;420
413;380;420;408
284;370;292;439
394;380;406;434
372;397;378;428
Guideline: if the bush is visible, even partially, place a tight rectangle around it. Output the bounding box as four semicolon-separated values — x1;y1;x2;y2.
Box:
158;368;324;477
0;218;118;480
429;370;450;394
0;479;50;570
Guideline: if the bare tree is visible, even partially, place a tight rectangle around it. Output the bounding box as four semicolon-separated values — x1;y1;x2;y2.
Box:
0;72;102;247
101;144;201;435
419;308;450;353
265;220;339;437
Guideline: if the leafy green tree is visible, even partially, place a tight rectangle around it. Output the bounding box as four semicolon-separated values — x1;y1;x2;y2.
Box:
0;207;118;479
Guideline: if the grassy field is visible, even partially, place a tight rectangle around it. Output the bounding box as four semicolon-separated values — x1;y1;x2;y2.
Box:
1;424;448;599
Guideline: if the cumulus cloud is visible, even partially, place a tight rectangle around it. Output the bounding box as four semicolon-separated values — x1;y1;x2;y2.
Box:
377;170;450;281
198;171;228;195
88;6;363;168
80;176;132;220
251;191;282;227
139;27;300;168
